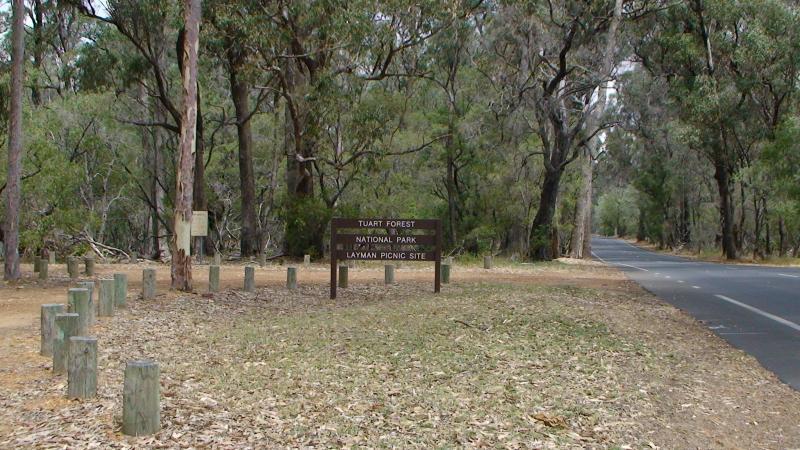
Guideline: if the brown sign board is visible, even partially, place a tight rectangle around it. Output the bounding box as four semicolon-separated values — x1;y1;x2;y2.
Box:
330;217;442;299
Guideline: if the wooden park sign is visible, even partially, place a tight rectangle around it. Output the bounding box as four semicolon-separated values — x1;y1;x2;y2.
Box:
330;218;442;299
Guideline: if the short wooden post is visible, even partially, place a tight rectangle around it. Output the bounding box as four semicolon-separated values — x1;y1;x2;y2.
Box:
258;253;267;267
483;255;492;270
33;257;41;273
67;337;97;399
123;360;160;436
142;268;156;299
441;263;451;284
38;258;48;280
244;266;255;292
213;253;222;265
67;288;91;335
76;281;96;326
130;252;138;264
114;273;128;308
84;256;95;276
98;279;115;317
303;254;311;267
67;256;79;278
384;264;395;285
49;251;56;265
40;304;66;357
208;265;220;292
53;313;80;375
338;265;348;288
287;266;298;290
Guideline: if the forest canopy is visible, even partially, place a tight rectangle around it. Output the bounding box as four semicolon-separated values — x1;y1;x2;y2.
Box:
1;0;799;286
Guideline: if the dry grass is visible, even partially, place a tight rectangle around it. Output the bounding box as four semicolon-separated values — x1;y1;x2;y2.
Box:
1;262;800;448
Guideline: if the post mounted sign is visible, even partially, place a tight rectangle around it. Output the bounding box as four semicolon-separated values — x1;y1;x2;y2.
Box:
330;218;442;299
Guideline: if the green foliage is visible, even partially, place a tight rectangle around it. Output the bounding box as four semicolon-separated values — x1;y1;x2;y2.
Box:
281;196;333;258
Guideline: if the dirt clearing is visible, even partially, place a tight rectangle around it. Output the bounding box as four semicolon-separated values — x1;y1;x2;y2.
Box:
1;260;799;448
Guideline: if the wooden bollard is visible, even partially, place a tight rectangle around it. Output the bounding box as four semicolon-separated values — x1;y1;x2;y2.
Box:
244;266;255;292
53;313;80;375
130;251;138;264
98;279;115;317
338;265;348;288
258;253;267;267
483;256;492;270
213;253;222;265
67;336;97;399
287;266;298;290
49;251;56;265
38;258;49;280
384;265;395;285
84;256;95;276
67;288;91;335
142;268;156;299
303;254;311;267
76;281;96;326
209;265;220;292
40;304;66;357
441;263;451;284
114;273;128;308
33;257;41;273
123;360;160;436
67;256;79;278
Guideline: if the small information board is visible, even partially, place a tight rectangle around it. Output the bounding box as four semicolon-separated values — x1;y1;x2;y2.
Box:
330;218;442;299
191;211;208;237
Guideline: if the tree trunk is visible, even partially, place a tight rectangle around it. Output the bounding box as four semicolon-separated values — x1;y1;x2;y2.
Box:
569;0;622;259
529;167;564;261
31;0;44;106
445;125;459;248
778;216;786;257
4;0;25;281
713;156;737;260
151;99;168;260
171;0;200;291
229;64;260;256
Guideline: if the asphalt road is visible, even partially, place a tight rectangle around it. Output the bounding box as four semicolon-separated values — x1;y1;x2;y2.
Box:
592;237;800;390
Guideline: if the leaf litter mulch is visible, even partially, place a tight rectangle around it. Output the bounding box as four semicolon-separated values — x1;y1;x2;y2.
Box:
1;262;800;448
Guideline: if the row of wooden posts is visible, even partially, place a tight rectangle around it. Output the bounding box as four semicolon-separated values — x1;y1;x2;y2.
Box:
40;274;160;436
34;255;479;436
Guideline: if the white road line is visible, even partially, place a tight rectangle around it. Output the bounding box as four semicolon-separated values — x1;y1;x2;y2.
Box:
678;280;685;283
692;286;701;289
778;273;800;279
591;251;649;272
665;275;671;279
714;295;800;333
616;263;649;272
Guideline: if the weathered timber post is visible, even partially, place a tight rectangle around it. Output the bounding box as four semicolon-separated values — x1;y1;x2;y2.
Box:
114;273;128;308
38;258;48;280
258;253;266;267
303;254;311;267
244;266;255;292
67;336;97;399
287;266;298;290
208;265;220;292
67;288;91;335
130;252;138;264
40;304;66;357
33;257;40;273
142;268;156;300
76;281;96;326
84;256;95;276
67;256;79;278
53;313;80;375
384;265;395;285
122;360;160;436
338;265;348;288
49;251;56;265
98;279;115;317
483;256;492;270
441;263;451;284
213;253;222;265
